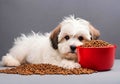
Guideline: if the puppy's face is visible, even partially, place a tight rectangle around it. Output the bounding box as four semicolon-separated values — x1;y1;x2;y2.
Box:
50;16;100;61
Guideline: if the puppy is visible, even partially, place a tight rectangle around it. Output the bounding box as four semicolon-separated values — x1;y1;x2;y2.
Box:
1;16;100;69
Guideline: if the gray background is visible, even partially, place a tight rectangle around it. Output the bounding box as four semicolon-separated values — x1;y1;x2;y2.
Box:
0;0;120;59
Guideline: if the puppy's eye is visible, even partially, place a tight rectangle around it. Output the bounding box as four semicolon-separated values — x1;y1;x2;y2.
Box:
64;35;70;40
78;36;84;41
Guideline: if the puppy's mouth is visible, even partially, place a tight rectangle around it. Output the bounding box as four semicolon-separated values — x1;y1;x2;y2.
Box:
62;52;77;61
65;50;77;56
68;51;76;54
68;49;77;54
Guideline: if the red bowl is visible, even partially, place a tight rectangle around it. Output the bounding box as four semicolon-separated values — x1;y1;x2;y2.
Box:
77;45;116;71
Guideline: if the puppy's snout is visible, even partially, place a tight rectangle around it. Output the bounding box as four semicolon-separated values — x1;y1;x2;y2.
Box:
70;45;76;52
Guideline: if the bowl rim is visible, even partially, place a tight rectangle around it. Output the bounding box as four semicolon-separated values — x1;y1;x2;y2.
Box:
77;45;116;49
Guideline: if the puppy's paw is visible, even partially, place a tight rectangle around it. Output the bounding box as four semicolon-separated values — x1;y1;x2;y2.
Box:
2;54;20;66
60;60;81;69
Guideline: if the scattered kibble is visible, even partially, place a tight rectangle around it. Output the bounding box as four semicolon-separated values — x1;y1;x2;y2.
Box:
0;64;96;75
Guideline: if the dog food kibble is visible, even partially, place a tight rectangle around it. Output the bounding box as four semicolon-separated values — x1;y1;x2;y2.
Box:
0;64;96;75
81;40;112;47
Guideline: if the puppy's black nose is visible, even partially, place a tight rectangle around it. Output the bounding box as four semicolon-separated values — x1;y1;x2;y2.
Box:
70;45;76;52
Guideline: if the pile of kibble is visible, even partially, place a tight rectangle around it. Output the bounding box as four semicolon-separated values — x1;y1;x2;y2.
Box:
0;64;96;75
81;40;112;47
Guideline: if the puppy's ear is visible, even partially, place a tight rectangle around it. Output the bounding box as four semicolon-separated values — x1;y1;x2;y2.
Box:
89;24;100;40
50;25;61;49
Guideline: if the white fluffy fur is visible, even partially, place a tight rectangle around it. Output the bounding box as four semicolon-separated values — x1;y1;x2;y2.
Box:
2;16;94;69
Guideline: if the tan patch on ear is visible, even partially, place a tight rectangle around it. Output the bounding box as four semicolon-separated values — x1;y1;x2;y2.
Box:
50;25;61;49
89;24;100;40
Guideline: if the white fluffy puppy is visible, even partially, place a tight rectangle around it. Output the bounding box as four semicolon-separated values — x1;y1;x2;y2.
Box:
2;16;100;69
